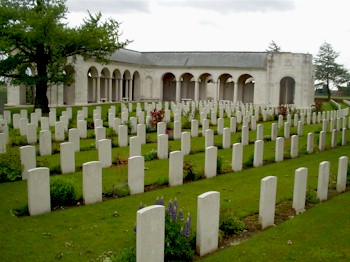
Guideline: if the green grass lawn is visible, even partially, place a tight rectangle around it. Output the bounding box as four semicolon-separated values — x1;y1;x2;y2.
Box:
0;102;349;261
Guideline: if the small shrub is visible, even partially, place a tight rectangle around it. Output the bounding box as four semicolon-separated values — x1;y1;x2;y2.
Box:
50;179;77;208
243;154;254;168
278;105;288;116
114;154;128;165
11;205;29;217
183;161;203;182
217;156;224;174
149;108;165;128
219;209;245;236
305;188;320;205
144;149;158;161
0;148;22;182
105;184;130;198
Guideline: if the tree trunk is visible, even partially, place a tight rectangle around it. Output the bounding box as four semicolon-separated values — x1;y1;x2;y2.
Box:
34;83;49;113
35;43;50;113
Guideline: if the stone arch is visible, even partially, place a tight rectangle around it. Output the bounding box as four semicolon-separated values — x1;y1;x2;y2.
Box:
87;67;99;103
180;73;195;100
112;69;121;101
63;65;75;105
122;70;132;101
162;72;176;101
218;73;234;101
198;73;212;101
132;71;141;101
237;74;255;103
19;67;35;105
279;76;295;104
100;68;111;102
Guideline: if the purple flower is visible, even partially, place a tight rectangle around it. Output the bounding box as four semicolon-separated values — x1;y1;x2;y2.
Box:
181;215;191;238
178;209;184;221
167;200;173;215
133;225;137;234
172;206;177;222
159;197;164;206
173;198;178;211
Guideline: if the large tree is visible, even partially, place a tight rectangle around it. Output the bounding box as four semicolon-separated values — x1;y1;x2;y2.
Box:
0;0;130;112
314;42;349;100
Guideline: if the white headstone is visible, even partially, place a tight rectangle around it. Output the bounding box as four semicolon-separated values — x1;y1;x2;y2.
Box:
83;161;102;204
20;145;36;180
95;126;106;149
77;120;87;139
26;123;37;144
39;130;52;156
241;125;249;146
136;205;165;262
336;156;349;193
205;146;217;178
169;151;183;186
232;143;243;172
259;176;277;229
137;124;146;145
196;191;220;256
254;140;264;167
98;139;112;168
319;131;326;151
129;136;141;157
157;134;168;159
54;121;65;142
118;125;128;147
292;167;308;214
27;167;51;216
128;156;144;194
68;128;80;152
317;161;330;201
181;132;191;156
307;132;314;154
173;121;181;140
290;135;299;158
60;142;75;174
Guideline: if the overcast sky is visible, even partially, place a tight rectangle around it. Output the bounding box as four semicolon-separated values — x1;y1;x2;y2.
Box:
65;0;350;68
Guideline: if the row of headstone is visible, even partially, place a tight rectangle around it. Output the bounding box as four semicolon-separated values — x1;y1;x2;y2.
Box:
135;155;349;260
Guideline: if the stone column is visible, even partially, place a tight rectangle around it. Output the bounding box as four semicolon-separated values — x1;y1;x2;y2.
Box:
194;80;199;102
108;78;112;102
176;80;181;102
118;78;123;101
96;77;101;103
129;79;133;101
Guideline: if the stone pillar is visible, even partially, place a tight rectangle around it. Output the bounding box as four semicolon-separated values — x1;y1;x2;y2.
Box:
169;151;183;186
128;156;144;194
83;161;102;204
336;156;349;193
20;145;36;180
253;140;264;167
136;205;165;262
194;81;199;102
129;79;133;101
181;132;191;156
98;139;112;168
27;167;51;216
205;146;217;178
259;176;277;229
96;77;101;102
232;143;243;172
196;191;220;257
292;167;308;214
176;80;181;102
317;161;330;201
60;142;75;174
108;78;112;102
157;134;168;159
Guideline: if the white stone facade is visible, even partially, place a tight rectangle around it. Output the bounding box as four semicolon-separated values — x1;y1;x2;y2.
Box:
7;49;315;107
